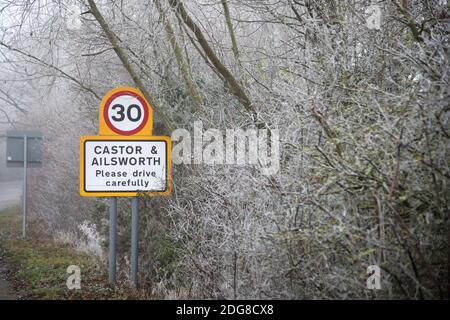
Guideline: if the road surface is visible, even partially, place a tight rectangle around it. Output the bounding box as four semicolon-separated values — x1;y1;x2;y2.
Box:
0;180;22;211
0;180;21;300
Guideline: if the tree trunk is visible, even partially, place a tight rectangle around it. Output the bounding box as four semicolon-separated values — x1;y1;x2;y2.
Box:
221;0;240;69
168;0;255;116
87;0;173;132
155;0;203;109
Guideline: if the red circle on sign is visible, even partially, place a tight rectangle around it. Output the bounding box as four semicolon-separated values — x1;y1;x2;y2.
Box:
103;90;149;135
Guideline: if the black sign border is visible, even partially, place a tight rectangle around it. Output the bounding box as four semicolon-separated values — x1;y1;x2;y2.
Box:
83;139;168;194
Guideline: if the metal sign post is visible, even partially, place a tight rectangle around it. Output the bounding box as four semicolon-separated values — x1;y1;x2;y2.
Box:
108;197;117;284
131;197;139;288
22;134;27;238
6;130;43;239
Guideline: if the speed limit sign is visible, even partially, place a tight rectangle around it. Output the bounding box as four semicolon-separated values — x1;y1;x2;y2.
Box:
99;87;153;136
81;86;171;289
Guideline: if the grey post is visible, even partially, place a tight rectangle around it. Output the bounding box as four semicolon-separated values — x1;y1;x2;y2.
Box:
131;197;139;288
108;197;117;285
22;134;27;239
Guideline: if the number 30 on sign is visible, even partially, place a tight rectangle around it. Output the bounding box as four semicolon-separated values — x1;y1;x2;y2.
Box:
100;87;153;136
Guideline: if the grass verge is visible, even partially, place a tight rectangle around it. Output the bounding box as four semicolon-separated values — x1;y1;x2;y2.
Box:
0;206;149;299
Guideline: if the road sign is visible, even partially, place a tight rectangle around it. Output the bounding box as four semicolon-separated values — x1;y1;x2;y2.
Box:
6;130;42;167
81;86;171;288
99;87;153;136
5;130;43;239
80;136;171;197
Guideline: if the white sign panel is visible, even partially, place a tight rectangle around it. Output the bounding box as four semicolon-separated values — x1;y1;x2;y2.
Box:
83;140;168;193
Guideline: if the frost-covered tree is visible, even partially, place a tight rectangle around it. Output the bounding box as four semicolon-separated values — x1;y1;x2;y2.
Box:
0;0;448;299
